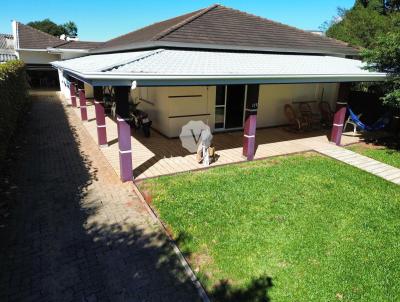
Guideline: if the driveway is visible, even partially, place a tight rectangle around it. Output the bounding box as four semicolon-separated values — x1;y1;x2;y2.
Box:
0;92;200;302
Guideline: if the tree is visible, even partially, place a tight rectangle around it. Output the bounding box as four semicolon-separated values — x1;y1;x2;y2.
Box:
27;19;64;37
62;21;78;37
27;19;78;38
362;32;400;110
323;0;399;48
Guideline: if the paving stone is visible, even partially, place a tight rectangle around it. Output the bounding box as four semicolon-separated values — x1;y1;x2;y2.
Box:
318;145;400;185
0;92;200;302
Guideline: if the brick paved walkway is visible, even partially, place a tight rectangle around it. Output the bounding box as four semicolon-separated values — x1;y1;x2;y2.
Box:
0;93;200;302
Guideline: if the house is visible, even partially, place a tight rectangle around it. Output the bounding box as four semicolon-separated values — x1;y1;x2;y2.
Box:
10;21;102;88
51;4;386;181
0;33;17;63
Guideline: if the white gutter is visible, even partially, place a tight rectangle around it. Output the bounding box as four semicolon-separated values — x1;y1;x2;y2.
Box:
47;47;90;54
16;48;51;52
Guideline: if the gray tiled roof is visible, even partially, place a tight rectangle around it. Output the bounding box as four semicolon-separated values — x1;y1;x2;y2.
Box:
53;40;103;50
16;22;63;49
0;33;16;62
94;4;358;56
0;53;17;62
16;23;102;50
0;33;14;49
52;49;384;82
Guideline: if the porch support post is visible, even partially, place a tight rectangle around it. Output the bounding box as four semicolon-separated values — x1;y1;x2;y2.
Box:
243;84;260;160
93;86;108;147
69;80;77;107
115;86;133;182
330;83;351;145
78;82;88;121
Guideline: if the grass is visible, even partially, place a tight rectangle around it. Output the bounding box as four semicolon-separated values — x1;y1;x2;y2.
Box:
347;143;400;169
140;153;400;301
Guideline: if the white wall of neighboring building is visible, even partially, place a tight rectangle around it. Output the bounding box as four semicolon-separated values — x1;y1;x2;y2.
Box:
60;52;89;60
17;50;60;64
58;69;69;96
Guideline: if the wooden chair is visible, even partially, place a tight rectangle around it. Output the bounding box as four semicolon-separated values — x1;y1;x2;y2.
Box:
299;102;320;128
284;104;309;131
319;101;334;126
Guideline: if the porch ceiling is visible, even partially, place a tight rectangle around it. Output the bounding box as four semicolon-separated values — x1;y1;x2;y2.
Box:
51;48;386;86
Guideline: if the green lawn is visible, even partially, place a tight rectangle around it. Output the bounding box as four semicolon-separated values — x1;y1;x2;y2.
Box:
140;153;400;301
347;143;400;169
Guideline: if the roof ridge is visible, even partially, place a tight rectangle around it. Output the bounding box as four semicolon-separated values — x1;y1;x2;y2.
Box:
152;4;220;41
217;5;354;49
101;49;165;72
17;22;63;44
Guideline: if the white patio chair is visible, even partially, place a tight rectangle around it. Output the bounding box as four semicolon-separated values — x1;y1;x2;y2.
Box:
344;113;362;135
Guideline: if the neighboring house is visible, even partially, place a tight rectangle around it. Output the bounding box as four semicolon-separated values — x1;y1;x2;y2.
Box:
52;4;385;181
11;21;102;89
0;33;17;63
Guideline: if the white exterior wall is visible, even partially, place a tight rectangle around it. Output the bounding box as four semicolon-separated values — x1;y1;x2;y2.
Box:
84;83;94;98
134;86;215;138
18;50;60;64
60;52;89;60
257;83;339;127
58;69;69;97
133;83;339;138
51;81;339;137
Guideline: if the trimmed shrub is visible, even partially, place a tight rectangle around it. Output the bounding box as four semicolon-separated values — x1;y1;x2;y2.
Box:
0;60;28;163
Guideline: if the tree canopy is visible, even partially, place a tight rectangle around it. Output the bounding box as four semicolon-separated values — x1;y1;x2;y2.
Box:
363;32;400;109
27;19;78;38
324;0;399;48
324;0;400;110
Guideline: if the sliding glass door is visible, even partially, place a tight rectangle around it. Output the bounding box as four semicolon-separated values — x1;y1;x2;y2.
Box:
215;85;246;130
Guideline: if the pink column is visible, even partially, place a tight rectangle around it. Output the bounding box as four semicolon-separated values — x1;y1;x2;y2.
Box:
330;83;351;145
78;89;88;121
93;87;107;147
242;84;259;160
69;83;77;107
115;86;133;182
243;113;257;160
330;102;347;145
117;116;133;181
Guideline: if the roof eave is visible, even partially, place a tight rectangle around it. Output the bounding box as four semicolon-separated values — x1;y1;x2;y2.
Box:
90;41;359;57
53;64;386;87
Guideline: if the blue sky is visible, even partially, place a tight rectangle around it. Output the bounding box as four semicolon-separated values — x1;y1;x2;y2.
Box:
1;0;354;41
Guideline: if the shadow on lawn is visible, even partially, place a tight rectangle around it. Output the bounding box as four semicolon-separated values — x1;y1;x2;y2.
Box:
210;276;273;302
171;230;274;302
362;134;400;151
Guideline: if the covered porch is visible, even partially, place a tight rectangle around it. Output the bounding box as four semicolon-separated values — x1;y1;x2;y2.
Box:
68;100;365;180
52;48;386;182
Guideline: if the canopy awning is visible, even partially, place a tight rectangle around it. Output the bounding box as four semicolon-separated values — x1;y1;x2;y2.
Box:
51;49;386;86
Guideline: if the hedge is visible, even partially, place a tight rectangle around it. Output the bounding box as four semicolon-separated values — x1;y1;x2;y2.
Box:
0;60;28;163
